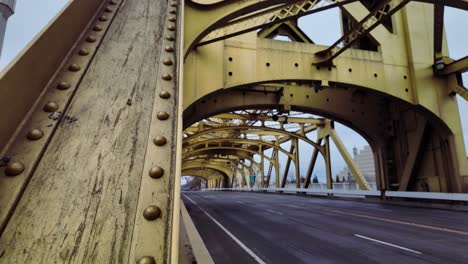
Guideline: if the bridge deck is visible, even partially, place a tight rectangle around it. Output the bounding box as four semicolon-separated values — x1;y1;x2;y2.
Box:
183;191;468;264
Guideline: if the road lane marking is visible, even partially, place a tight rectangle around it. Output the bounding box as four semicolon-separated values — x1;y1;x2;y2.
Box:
354;234;422;254
327;209;468;236
267;209;283;215
236;201;245;204
184;195;267;264
282;204;301;209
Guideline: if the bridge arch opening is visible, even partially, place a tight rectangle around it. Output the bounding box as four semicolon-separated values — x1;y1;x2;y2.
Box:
183;80;460;192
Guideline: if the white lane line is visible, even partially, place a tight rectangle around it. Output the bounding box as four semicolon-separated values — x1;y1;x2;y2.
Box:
354;234;422;255
236;201;245;204
184;195;267;264
267;209;283;215
282;204;301;209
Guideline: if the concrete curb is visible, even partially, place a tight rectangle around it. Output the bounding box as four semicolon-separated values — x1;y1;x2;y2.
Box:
180;201;215;264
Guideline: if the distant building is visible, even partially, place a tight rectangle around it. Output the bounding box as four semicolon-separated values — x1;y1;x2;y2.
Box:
337;145;375;183
0;0;15;58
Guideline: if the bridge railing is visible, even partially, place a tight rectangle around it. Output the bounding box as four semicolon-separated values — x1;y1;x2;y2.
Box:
203;187;468;202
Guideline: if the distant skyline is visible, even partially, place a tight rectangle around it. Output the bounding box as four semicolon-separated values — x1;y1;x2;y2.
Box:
0;1;466;183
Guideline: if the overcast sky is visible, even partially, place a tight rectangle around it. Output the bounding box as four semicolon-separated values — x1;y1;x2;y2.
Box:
0;0;466;183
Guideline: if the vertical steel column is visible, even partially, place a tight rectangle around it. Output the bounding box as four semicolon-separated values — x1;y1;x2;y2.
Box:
294;138;300;189
274;136;280;188
130;1;182;263
281;143;295;188
324;136;333;190
260;146;265;188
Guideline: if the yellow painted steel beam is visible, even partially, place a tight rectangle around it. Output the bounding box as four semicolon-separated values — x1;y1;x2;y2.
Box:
315;0;410;65
196;0;357;48
184;137;296;159
329;129;371;190
440;56;468;75
184;125;323;151
303;138;323;188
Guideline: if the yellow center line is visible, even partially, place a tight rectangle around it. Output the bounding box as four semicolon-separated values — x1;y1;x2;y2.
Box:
326;209;468;236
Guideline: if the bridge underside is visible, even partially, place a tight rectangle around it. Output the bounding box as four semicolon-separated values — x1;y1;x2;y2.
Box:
0;0;466;263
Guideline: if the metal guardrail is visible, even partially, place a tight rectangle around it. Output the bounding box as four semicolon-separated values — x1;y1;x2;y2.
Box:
203;188;468;202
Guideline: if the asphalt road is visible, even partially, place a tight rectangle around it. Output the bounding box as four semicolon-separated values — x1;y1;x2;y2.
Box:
182;191;468;264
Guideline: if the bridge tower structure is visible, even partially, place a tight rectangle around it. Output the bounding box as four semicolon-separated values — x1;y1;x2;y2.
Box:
0;0;466;263
0;0;15;57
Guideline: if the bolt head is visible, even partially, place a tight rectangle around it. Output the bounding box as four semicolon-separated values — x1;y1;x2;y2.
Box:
162;74;172;81
109;0;118;5
137;256;156;264
143;205;162;221
43;102;59;112
163;59;173;66
153;136;167;146
79;48;90;56
167;25;176;31
86;35;97;42
104;7;113;13
166;35;175;41
170;2;177;7
99;16;108;21
69;64;81;72
157;111;169;120
165;46;174;53
57;81;71;90
5;162;25;176
169;9;176;14
149;166;164;179
93;25;103;31
159;91;171;99
168;16;176;22
27;129;44;140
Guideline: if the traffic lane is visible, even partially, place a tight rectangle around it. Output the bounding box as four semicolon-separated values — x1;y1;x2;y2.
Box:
182;195;258;264
183;193;308;264
185;192;468;263
188;193;429;264
224;191;468;233
185;193;419;264
216;192;468;263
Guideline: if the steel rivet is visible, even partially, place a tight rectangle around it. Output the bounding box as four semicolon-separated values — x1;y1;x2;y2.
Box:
166;35;175;41
57;81;71;90
86;35;97;42
105;7;113;13
163;59;173;66
43;102;59;112
79;48;90;56
157;111;169;120
167;25;176;31
170;2;177;7
27;129;44;141
93;25;103;31
69;64;81;72
170;9;176;14
149;166;164;179
153;136;167;146
165;46;174;52
99;16;108;21
162;74;172;81
159;91;171;99
5;162;25;176
109;0;118;5
168;16;176;22
137;256;156;264
143;205;161;221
